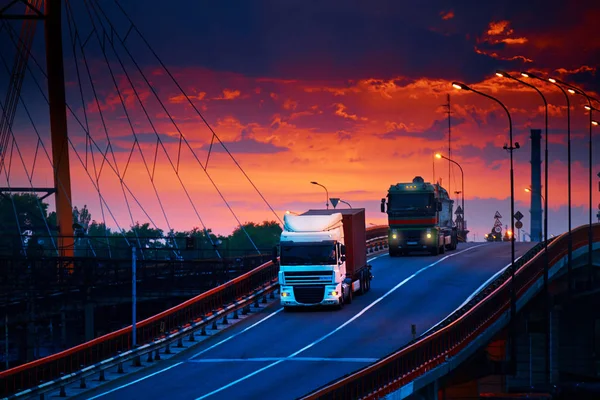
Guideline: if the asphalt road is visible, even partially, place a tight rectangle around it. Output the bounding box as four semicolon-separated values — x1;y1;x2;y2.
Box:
76;241;535;400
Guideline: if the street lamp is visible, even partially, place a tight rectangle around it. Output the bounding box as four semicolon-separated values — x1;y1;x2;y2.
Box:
339;199;352;208
310;181;329;209
524;186;546;205
525;71;573;300
435;153;465;237
556;81;598;288
500;69;552;382
452;80;519;369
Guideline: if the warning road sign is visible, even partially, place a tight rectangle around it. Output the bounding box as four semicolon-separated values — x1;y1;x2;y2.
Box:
514;211;524;221
494;211;502;219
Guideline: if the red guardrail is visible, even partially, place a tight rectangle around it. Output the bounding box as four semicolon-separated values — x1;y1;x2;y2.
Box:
0;226;387;396
301;223;600;399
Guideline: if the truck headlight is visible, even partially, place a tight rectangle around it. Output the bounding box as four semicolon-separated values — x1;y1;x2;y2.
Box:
281;291;290;297
329;291;338;296
392;234;397;239
426;233;432;239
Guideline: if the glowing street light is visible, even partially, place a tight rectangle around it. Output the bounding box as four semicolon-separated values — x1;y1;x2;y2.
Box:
435;153;465;237
452;81;518;358
310;181;329;209
524;71;574;301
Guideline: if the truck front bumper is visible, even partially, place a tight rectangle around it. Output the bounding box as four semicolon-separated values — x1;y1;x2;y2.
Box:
280;284;341;307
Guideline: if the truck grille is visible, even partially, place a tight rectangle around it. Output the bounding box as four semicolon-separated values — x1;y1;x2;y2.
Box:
283;271;333;285
293;286;325;304
403;230;423;241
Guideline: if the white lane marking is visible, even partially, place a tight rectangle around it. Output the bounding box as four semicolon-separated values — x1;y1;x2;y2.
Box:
195;244;487;400
187;357;378;363
421;252;524;336
191;307;283;359
86;362;183;400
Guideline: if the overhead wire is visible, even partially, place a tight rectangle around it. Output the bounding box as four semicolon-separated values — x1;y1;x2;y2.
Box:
1;20;140;252
63;0;146;257
94;0;263;254
69;0;181;257
111;0;283;228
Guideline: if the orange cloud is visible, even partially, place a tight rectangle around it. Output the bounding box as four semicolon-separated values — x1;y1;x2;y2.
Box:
440;10;454;20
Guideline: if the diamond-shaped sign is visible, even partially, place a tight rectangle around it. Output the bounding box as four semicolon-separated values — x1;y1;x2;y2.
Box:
330;198;340;208
494;211;502;219
514;211;524;221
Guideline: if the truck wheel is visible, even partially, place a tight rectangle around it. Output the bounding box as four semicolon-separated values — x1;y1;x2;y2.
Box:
440;242;445;254
337;295;344;310
431;245;439;256
346;286;353;304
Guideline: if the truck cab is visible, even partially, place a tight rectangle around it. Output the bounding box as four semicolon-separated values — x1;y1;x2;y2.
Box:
276;209;371;310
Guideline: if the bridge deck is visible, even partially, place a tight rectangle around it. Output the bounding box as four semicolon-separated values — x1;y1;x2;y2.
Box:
72;242;535;400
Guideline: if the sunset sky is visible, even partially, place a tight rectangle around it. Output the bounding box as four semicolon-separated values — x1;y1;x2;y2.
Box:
1;0;599;246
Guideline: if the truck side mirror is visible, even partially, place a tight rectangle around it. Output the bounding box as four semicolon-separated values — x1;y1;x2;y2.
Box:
437;201;442;211
340;244;346;255
380;198;386;213
271;246;278;264
340;255;346;263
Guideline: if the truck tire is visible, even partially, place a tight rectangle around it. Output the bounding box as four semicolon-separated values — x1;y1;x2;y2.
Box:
430;245;439;256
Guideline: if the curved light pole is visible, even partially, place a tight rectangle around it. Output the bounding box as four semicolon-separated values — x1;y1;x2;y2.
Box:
554;80;597;288
310;181;329;209
452;81;519;368
498;70;551;382
339;199;352;208
435;153;465;236
525;72;574;300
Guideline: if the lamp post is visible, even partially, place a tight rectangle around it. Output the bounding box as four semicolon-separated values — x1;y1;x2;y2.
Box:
499;69;552;383
452;81;519;370
552;80;598;289
525;72;573;300
339;199;352;208
435;153;465;235
310;181;329;209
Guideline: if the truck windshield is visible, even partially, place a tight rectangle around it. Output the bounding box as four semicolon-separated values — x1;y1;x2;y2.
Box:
388;193;434;212
280;244;337;265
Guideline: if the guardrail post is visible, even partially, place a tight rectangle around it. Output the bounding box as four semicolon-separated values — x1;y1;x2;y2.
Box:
201;326;207;336
147;350;153;362
254;296;259;308
99;370;106;381
262;295;267;304
117;360;124;374
233;309;239;319
40;393;45;400
222;314;229;325
189;331;196;341
154;348;161;360
133;354;141;367
211;319;218;330
59;385;66;397
177;336;184;347
270;291;275;299
242;305;250;315
165;343;171;354
80;376;86;389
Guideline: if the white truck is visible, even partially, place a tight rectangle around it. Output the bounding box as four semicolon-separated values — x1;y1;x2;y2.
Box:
275;208;372;310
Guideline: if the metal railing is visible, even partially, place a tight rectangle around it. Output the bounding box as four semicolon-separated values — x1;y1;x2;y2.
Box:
301;223;600;399
0;225;389;397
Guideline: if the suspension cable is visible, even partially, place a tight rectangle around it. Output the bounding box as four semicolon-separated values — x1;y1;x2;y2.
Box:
91;0;261;253
111;0;283;227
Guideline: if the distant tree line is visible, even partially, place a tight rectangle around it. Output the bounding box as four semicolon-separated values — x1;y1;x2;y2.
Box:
0;193;281;259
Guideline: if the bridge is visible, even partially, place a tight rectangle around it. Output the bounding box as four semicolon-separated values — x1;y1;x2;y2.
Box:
0;2;599;400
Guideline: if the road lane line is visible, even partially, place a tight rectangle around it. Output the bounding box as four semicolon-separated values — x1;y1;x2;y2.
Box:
83;251;389;398
191;307;283;359
195;244;487;399
187;357;378;363
421;252;525;337
86;362;183;400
